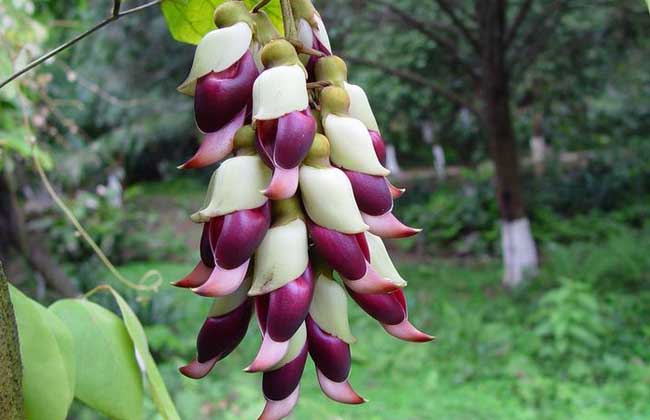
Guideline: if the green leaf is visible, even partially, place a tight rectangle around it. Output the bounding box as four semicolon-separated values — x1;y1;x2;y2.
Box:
107;288;181;420
161;0;283;45
9;285;75;420
50;299;144;420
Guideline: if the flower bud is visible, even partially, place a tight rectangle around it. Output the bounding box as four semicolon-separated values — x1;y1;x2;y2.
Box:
192;155;271;221
250;215;309;295
257;109;316;200
193;50;258;133
178;22;254;96
300;165;367;234
347;288;434;343
315;56;347;86
180;277;253;379
247;266;314;372
306;316;365;404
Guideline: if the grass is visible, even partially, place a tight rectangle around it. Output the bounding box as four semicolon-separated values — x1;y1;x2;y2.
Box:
87;231;650;420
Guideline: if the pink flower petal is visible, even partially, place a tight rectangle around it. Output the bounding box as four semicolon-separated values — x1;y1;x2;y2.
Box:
171;261;212;288
316;369;366;405
244;332;290;373
382;318;435;343
387;180;406;199
257;386;300;420
192;259;250;297
262;166;299;200
343;262;400;294
179;107;246;169
362;211;421;238
179;357;219;379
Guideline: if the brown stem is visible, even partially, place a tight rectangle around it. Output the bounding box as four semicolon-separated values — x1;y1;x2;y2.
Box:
288;39;326;57
0;261;24;419
251;0;272;13
306;81;331;89
280;0;297;41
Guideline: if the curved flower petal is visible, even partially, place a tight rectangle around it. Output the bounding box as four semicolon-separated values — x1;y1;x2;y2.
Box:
262;166;300;200
324;114;389;176
343;262;400;294
362;211;421;238
300;166;368;234
262;341;308;401
193;260;250;297
262;267;315;342
368;130;387;166
171;261;212;289
193;51;258;133
344;82;379;132
213;203;271;269
346;287;406;326
306;316;350;382
309;274;356;344
383;318;435;343
343;169;393;216
365;232;407;287
274;110;316;169
245;331;290;373
387;180;406;199
179;107;246;169
193;155;271;219
178;22;253;96
253;64;308;121
250;219;309;295
179;357;219;379
316;370;365;405
258;386;300;420
308;220;367;280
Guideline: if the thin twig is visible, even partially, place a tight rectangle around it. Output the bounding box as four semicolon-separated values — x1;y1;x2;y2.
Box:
288;39;326;57
251;0;272;13
306;81;331;89
0;0;161;90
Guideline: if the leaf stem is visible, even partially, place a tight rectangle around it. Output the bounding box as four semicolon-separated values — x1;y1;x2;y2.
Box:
251;0;272;13
280;0;297;40
0;0;161;90
289;39;325;57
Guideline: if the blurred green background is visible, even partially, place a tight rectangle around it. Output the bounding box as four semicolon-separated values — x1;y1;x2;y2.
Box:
1;0;650;419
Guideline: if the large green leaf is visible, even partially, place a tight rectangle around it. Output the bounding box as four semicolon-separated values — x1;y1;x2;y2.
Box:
161;0;283;45
9;285;75;420
108;289;181;420
50;299;144;420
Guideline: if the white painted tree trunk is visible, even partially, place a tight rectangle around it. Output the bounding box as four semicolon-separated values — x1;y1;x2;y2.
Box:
432;145;446;181
385;144;401;175
501;217;538;288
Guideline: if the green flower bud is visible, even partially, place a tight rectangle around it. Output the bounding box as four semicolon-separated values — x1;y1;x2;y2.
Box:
315;56;348;86
261;39;300;69
320;86;350;118
214;1;254;29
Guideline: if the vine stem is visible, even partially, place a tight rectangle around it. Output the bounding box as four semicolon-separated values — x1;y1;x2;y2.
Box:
251;0;272;13
0;0;162;90
280;0;298;40
16;93;162;293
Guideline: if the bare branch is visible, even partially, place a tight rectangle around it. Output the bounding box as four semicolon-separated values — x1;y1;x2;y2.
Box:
505;0;534;47
344;55;478;116
433;0;481;53
0;0;161;90
510;0;569;65
375;0;480;81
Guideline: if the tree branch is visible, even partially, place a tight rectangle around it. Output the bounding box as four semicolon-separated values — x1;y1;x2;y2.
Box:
0;0;161;90
509;0;568;66
376;0;480;81
0;261;23;419
344;55;478;116
433;0;481;53
505;0;534;47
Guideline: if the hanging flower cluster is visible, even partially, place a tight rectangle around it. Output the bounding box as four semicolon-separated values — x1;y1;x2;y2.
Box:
172;1;433;418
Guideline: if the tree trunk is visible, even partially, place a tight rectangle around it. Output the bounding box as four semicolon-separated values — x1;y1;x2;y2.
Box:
0;169;78;298
478;0;538;287
0;261;24;419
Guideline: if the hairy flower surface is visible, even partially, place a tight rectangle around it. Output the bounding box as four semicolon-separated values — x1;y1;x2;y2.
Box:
170;2;433;419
